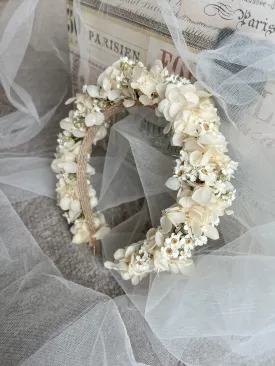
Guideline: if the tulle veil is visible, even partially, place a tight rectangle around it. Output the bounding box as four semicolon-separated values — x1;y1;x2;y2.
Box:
1;0;275;365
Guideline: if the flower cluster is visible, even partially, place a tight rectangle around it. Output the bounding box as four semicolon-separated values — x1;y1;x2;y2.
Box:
51;125;109;243
104;228;194;286
102;58;238;285
52;57;188;245
52;57;238;283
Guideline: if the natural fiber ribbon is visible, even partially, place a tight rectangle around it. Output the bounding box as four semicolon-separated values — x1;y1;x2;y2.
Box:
76;102;124;255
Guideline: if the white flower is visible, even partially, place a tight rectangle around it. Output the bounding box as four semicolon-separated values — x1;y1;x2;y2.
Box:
178;195;195;209
59;196;72;211
56;173;82;222
57;136;81;155
157;84;199;123
185;138;204;152
131;66;158;97
188;171;197;182
70;212;109;244
144;228;164;250
60;112;86;138
120;57;129;63
134;260;150;272
187;205;209;237
122;248;153;281
98;61;134;101
104;261;117;270
123;99;136;108
87;85;100;98
113;248;125;260
198;165;217;185
51;149;79;174
212;180;228;196
171;132;186;147
71;220;90;244
180;233;195;248
189;150;203;167
180;111;201;137
165;176;180;191
90;196;98;208
154;249;170;272
130;61;165;105
201;225;219;240
88;186;96;197
68;200;82;222
132;248;151;272
141;61;168;105
139;94;158;106
155;230;164;247
171;148;222;188
66;93;97;117
85;111;105;126
108;90;121;101
98;65;121;91
56;175;77;198
160;207;186;234
194;235;208;246
165;232;182;249
192;186;213;206
94;226;110;240
221;160;238;176
93;125;108;145
125;243;141;258
198;131;226;145
161;245;179;260
174;160;185;175
92;213;107;231
65;97;76;105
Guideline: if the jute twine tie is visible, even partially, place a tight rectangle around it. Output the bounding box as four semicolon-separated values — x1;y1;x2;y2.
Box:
77;102;157;255
76;103;124;255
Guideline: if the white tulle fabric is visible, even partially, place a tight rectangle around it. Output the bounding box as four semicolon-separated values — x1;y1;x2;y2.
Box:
1;0;275;365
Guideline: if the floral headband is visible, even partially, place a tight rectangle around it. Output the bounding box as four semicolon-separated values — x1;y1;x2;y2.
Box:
52;57;238;285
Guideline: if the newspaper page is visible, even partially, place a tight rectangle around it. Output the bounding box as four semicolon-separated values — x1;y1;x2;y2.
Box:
67;0;275;151
66;0;199;90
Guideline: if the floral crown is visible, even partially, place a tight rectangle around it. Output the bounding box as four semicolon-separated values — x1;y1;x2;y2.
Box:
52;57;238;285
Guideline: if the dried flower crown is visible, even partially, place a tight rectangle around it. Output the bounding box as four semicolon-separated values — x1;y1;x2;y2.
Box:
52;57;238;285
